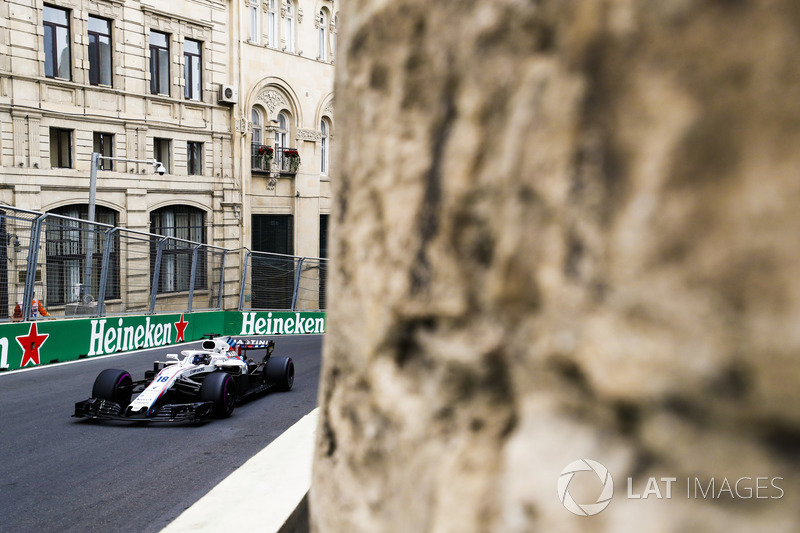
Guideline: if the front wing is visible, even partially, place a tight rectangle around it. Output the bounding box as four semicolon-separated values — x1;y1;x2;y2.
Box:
73;398;213;422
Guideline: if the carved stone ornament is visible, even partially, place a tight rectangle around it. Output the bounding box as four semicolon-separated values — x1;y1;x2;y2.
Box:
258;90;287;113
324;100;334;117
267;176;278;190
298;128;322;142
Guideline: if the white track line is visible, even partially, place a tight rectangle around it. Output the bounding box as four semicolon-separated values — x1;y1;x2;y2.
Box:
161;408;318;533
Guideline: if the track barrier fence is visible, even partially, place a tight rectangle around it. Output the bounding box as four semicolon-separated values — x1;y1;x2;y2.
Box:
0;205;327;322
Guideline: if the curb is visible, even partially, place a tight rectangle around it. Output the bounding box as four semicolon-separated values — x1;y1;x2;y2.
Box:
161;408;318;532
277;492;310;533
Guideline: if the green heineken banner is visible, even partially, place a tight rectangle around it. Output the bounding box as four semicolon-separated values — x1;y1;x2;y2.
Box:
232;311;327;336
0;311;325;372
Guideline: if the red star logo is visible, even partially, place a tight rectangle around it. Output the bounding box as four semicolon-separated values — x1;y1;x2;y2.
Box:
174;313;189;342
16;322;49;367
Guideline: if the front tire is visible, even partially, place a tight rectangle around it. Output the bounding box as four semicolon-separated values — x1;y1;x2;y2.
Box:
200;372;236;418
92;369;133;407
265;357;294;391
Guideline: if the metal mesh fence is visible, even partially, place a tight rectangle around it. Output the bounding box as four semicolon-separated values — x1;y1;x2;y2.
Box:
245;252;299;310
194;248;228;312
0;208;38;321
1;205;327;321
40;213;116;318
113;229;153;315
239;252;328;312
295;258;327;311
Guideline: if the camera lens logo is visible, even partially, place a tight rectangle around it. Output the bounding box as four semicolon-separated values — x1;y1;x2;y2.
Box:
557;459;614;516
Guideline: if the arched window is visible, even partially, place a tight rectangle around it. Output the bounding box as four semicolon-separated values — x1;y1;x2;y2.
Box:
45;205;120;306
318;10;328;61
252;107;271;172
275;111;289;149
285;0;295;52
275;111;298;173
252;108;263;145
320;118;330;174
150;206;206;293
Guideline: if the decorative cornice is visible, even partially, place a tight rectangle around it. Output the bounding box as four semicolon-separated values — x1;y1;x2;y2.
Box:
257;90;287;113
140;5;214;30
297;128;322;142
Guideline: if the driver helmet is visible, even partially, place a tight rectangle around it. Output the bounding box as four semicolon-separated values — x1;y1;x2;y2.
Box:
192;354;208;365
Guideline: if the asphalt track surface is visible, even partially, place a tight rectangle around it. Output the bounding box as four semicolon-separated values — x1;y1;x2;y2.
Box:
0;335;323;533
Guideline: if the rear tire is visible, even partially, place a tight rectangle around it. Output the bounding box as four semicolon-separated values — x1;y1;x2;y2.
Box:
92;369;133;407
265;357;294;391
200;372;236;418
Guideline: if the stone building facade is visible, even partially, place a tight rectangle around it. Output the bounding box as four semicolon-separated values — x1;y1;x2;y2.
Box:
0;0;336;308
235;0;336;261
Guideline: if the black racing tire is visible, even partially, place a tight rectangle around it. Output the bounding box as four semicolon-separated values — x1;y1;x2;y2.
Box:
92;369;133;407
265;357;294;392
200;372;236;418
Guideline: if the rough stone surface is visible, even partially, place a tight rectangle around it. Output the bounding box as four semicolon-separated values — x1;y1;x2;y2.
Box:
312;1;800;531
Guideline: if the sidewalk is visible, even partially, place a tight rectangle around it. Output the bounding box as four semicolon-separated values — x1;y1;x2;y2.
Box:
161;409;318;532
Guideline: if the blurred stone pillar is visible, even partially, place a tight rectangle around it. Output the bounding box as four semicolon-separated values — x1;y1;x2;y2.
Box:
313;1;800;531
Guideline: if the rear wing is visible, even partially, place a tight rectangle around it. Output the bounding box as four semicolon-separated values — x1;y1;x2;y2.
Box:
229;337;276;360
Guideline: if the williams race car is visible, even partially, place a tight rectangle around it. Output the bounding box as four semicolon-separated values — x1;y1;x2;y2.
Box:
74;336;294;422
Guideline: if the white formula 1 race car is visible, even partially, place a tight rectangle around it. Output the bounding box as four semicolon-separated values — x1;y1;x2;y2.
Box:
74;335;294;422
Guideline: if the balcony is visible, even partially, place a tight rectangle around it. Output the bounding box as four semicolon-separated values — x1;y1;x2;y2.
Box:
251;144;301;176
251;144;273;174
276;147;300;175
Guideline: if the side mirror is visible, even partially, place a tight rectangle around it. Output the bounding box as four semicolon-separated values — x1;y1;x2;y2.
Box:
166;353;179;360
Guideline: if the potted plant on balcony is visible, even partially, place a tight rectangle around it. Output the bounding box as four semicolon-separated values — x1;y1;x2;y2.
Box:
257;146;273;170
285;149;300;173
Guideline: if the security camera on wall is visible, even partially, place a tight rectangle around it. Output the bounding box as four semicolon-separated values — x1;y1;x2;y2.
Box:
154;162;167;175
